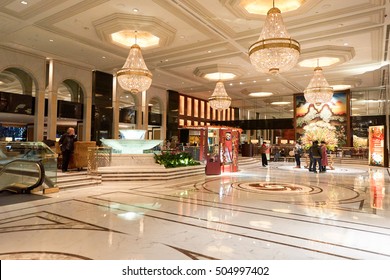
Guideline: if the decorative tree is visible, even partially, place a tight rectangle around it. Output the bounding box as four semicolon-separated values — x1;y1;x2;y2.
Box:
300;121;338;151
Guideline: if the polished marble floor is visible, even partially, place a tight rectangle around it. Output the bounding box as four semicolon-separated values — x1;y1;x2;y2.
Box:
0;161;389;260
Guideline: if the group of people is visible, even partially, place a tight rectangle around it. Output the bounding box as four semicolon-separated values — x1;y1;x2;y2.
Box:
260;140;329;173
307;140;328;173
294;140;328;172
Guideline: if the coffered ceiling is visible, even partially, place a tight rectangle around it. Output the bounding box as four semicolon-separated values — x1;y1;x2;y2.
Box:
0;0;389;109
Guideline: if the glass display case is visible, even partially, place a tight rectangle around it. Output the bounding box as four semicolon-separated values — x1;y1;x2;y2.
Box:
207;128;220;158
206;127;221;175
179;126;241;175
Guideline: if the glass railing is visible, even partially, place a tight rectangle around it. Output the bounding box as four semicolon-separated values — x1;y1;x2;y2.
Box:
0;159;45;193
0;141;58;192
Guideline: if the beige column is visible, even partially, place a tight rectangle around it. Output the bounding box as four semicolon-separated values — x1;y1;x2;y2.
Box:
83;91;92;141
34;89;45;141
46;60;57;140
161;104;167;140
112;76;119;139
142;91;149;138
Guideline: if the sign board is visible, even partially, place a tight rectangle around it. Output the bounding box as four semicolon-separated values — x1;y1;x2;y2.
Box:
368;125;387;167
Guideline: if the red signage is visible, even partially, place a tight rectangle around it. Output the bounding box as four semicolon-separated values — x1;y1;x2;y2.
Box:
368;125;385;167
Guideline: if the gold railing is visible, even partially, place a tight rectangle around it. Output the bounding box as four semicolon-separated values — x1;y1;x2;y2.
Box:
87;147;112;174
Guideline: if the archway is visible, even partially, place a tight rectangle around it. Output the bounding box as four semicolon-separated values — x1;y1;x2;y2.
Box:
0;67;38;141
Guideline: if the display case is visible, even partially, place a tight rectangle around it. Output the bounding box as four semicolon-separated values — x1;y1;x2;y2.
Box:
180;126;241;175
206;127;221;175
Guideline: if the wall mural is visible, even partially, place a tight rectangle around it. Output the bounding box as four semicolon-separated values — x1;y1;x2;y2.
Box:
294;91;350;150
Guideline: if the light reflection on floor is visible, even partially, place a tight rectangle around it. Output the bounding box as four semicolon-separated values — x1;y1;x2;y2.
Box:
0;162;389;260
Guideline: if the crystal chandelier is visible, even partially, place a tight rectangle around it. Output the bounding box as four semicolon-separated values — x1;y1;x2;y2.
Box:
304;66;334;106
116;32;152;94
248;0;300;74
208;81;231;111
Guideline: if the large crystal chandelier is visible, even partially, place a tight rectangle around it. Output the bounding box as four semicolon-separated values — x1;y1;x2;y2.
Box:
208;81;231;111
304;66;334;106
248;0;300;74
116;32;152;94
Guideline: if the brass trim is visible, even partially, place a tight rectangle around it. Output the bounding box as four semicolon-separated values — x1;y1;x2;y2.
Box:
208;97;232;101
117;69;153;79
248;38;301;55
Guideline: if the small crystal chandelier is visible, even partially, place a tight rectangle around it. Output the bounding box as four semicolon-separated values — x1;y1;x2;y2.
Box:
208;81;231;111
304;64;334;106
248;0;300;74
116;31;152;94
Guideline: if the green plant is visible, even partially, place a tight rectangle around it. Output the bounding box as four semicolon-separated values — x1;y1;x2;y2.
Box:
154;152;200;168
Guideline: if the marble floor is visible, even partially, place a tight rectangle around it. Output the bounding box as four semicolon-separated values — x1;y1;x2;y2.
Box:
0;161;389;260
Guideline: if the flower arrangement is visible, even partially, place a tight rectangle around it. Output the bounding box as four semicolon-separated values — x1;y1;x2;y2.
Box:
353;135;368;148
300;121;338;151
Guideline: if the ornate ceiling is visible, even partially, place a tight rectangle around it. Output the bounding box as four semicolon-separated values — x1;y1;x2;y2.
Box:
0;0;388;110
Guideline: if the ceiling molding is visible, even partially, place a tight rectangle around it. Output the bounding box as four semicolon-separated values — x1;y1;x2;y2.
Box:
35;0;110;26
299;45;356;67
1;0;62;20
193;64;246;79
93;13;176;49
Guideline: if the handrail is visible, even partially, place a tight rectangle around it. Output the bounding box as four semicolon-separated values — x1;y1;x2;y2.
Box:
0;159;45;194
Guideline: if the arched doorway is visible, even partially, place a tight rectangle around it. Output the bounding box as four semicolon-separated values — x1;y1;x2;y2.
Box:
0;67;38;141
56;79;85;140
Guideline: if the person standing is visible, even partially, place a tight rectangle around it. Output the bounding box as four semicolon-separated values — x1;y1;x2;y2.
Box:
308;142;314;171
260;141;268;167
310;140;322;173
293;141;303;168
320;141;328;172
273;146;280;162
59;127;77;172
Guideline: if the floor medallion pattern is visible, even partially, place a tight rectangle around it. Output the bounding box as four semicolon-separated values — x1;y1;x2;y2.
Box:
233;182;318;194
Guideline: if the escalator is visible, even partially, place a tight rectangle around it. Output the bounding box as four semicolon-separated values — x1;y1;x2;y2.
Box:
0;141;58;195
0;159;45;194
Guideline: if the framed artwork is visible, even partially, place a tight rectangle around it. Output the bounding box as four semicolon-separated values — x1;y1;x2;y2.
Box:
294;91;351;149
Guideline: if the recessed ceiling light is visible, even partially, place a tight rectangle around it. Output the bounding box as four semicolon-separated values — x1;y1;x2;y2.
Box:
102;56;106;59
331;84;351;90
299;57;340;67
49;39;54;42
249;92;273;97
207;50;212;53
21;1;28;5
133;8;139;12
266;78;271;82
271;101;290;105
243;0;303;15
111;30;160;48
204;72;236;80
